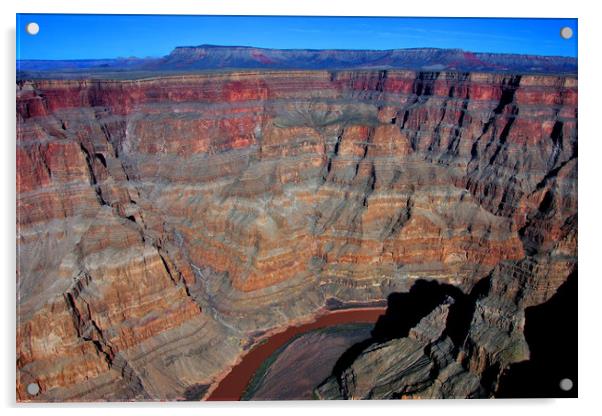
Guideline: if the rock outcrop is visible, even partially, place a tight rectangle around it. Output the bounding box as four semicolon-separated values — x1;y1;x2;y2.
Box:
315;295;482;399
315;257;577;399
16;69;577;401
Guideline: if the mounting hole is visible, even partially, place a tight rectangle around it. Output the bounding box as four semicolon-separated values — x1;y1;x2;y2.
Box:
559;378;574;391
26;382;40;396
25;22;40;36
560;27;573;40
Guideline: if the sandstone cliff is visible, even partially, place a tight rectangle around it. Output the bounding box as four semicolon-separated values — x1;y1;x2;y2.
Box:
16;69;577;400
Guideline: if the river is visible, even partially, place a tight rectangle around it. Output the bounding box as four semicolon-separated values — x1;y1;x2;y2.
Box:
206;307;386;400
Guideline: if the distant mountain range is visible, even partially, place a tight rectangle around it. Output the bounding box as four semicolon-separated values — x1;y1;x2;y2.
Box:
17;45;577;79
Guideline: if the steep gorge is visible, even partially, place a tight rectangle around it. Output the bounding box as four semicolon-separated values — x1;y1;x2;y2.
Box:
16;69;577;400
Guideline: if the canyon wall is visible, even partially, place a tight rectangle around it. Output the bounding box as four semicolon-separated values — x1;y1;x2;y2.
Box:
16;69;577;400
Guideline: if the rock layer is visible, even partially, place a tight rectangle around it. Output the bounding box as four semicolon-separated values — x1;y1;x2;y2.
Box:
16;69;577;401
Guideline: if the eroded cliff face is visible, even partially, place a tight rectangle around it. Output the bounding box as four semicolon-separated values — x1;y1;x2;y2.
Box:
16;70;577;400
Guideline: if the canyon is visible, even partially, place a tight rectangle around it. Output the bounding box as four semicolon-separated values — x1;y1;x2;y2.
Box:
16;67;577;400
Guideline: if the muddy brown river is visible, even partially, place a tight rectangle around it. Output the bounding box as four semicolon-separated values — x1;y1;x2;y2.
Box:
206;307;386;400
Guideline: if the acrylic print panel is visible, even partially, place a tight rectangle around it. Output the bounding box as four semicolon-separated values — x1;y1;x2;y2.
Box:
16;14;577;402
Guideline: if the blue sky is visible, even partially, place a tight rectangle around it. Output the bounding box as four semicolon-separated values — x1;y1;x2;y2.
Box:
16;14;577;60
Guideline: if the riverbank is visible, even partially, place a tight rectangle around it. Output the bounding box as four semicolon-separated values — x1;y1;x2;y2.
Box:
206;307;386;400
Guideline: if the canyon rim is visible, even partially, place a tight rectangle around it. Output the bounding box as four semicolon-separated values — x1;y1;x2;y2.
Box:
16;17;578;402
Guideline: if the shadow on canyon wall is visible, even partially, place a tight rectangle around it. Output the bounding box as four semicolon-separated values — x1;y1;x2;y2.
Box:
330;278;490;382
328;272;577;398
496;269;578;398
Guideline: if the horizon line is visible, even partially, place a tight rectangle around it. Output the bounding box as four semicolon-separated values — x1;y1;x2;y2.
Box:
17;45;579;62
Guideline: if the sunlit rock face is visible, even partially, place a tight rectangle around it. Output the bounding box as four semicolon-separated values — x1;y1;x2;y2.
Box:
16;70;577;401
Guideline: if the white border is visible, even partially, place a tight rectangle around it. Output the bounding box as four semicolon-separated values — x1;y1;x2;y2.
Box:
3;1;600;415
